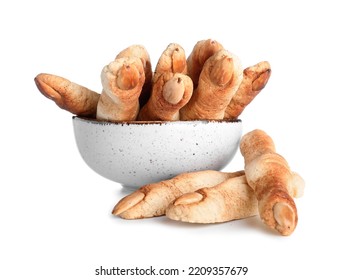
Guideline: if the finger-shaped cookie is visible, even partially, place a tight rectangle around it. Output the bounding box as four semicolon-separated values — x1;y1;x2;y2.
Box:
34;73;100;117
113;170;244;219
152;43;187;84
180;49;243;120
166;175;258;223
187;39;224;88
225;61;271;120
240;129;305;235
138;73;193;121
96;56;145;121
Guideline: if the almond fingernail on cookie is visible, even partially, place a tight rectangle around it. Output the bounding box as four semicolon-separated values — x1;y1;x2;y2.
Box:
116;45;152;107
152;43;187;84
138;73;193;121
166;174;258;224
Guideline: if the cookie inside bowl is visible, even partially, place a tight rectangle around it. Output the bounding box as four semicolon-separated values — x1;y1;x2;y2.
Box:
72;116;242;190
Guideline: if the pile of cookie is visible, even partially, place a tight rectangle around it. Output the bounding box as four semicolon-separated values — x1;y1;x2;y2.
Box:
34;39;271;122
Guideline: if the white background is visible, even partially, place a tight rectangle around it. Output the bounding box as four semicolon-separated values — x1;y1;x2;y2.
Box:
1;0;341;279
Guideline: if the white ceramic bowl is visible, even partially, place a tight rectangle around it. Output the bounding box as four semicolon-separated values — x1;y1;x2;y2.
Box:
72;117;242;189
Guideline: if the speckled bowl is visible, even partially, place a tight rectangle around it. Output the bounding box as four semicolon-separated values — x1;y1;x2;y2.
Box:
72;116;242;189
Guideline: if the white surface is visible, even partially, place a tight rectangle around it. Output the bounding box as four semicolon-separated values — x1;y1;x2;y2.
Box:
1;0;341;279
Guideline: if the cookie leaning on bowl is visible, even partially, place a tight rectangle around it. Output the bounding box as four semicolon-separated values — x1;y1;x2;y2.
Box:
34;73;100;117
225;61;271;120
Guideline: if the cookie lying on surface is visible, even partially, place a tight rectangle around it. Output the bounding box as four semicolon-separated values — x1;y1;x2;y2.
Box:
240;129;305;236
165;174;258;223
112;170;244;219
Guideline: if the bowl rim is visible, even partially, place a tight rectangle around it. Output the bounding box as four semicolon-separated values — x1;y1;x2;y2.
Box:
72;116;242;126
